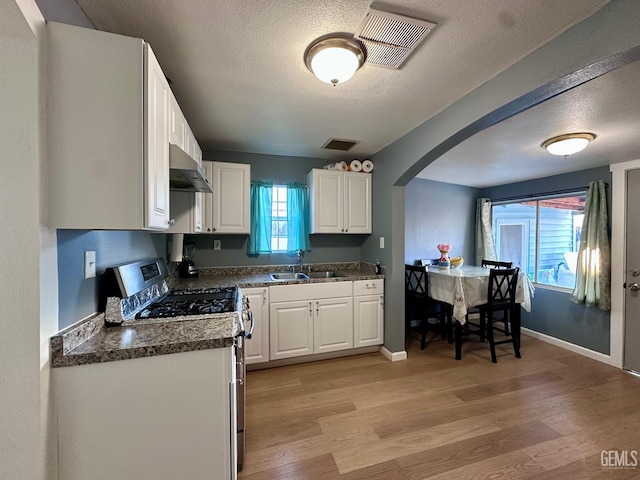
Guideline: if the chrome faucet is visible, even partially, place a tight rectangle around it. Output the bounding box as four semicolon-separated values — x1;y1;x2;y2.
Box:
297;249;304;272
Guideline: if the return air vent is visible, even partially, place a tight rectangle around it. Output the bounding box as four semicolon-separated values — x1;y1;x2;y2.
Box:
322;138;360;151
354;8;436;69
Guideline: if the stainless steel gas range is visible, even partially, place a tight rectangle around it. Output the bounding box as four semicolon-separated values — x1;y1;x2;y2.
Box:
103;257;252;473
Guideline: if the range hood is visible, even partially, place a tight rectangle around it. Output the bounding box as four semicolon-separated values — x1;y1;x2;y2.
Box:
169;144;213;193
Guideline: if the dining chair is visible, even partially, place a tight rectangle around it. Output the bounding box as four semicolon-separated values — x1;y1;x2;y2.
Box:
478;267;521;363
405;264;451;349
478;259;514;334
481;259;513;269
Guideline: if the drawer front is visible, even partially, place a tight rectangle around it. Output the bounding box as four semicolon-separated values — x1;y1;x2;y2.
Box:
353;279;383;296
270;281;353;303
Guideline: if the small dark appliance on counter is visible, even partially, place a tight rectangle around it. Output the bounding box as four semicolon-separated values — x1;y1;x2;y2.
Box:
178;257;199;278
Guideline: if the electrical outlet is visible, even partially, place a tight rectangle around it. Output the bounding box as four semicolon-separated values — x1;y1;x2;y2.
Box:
85;251;96;279
214;240;221;251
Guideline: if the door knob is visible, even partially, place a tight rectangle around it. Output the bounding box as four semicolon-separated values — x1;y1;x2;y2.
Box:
629;283;640;291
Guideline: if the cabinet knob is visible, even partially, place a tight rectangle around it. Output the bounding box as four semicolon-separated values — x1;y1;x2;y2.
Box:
345;228;348;232
341;228;344;232
213;227;217;232
207;227;212;232
168;219;175;226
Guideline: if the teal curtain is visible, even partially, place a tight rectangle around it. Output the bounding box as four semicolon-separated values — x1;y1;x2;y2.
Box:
247;181;273;255
286;183;311;253
571;180;611;310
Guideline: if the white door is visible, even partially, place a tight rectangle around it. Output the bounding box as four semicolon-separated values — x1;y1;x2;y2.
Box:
270;301;313;360
314;297;353;353
354;294;384;347
244;288;269;365
624;168;640;372
344;172;371;234
143;44;170;230
212;162;250;234
310;169;343;233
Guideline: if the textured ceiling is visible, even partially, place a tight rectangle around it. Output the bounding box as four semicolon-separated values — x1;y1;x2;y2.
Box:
418;59;640;188
67;0;609;166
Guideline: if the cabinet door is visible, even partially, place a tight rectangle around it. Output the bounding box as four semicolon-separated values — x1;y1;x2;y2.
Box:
169;95;186;150
344;172;371;234
270;301;313;360
143;44;170;230
244;287;270;365
314;297;353;354
354;294;384;347
210;162;250;234
308;169;344;233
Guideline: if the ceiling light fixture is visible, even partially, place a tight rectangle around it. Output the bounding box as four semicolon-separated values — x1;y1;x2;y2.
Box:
542;132;596;157
304;34;366;86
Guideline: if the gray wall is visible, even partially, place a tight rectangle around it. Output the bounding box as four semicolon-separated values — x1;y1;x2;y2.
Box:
479;166;612;354
362;1;639;354
405;178;477;265
57;230;166;329
191;150;368;267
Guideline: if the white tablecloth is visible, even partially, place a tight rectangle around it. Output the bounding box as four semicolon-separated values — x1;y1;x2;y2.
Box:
427;265;534;324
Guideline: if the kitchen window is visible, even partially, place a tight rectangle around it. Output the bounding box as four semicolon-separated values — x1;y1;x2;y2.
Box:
271;185;288;252
248;182;310;255
492;192;586;290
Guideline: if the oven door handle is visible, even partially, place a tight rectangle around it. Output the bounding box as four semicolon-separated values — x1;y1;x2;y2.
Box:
244;310;255;339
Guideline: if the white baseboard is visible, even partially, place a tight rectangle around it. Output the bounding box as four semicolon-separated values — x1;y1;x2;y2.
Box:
380;347;407;362
521;327;615;366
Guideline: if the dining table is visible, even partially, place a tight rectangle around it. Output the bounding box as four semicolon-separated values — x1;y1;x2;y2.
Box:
427;265;534;360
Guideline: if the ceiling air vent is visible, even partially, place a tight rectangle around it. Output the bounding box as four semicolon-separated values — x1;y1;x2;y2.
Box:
354;8;436;69
322;138;360;151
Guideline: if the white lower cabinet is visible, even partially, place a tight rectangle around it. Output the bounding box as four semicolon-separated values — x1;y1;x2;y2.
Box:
269;282;354;360
243;287;270;364
353;279;384;347
55;348;236;480
270;300;314;360
314;297;354;353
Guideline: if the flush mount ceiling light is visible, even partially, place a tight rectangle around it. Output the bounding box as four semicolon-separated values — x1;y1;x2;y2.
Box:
542;132;596;157
304;34;366;86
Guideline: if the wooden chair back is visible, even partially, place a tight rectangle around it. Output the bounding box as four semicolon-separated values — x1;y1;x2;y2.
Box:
481;259;513;269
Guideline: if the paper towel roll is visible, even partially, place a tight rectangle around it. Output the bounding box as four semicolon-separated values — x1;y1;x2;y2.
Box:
338;161;348;171
169;233;184;262
362;159;374;173
350;159;362;172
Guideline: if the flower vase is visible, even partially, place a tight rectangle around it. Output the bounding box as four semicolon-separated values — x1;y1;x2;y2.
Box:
438;250;451;269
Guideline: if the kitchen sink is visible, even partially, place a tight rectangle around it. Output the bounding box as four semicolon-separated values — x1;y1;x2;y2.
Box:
306;271;345;278
268;272;309;281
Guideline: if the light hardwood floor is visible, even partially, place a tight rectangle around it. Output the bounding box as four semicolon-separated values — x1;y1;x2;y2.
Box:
239;334;640;479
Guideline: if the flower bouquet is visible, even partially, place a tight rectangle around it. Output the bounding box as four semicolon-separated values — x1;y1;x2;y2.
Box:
437;243;452;269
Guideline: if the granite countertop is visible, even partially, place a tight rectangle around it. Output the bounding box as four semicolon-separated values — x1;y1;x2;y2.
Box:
52;261;383;368
170;261;384;290
51;311;243;368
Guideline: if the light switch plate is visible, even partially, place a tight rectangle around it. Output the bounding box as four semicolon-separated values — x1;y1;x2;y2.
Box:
85;251;96;279
214;240;221;251
379;237;385;249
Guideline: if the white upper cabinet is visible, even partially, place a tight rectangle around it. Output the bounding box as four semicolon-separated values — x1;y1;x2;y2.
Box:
144;45;171;230
47;22;181;231
308;169;371;234
203;161;250;234
169;95;187;151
